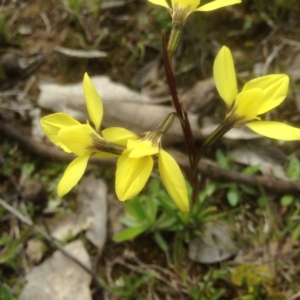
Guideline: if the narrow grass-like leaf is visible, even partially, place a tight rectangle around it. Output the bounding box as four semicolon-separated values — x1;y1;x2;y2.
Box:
153;232;168;252
125;197;149;223
113;224;148;242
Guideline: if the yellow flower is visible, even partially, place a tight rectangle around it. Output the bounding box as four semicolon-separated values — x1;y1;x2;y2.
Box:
148;0;241;25
40;73;136;197
116;129;189;212
213;46;300;141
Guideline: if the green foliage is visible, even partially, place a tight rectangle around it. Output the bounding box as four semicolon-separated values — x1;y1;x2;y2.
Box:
113;176;234;267
189;269;228;300
279;156;300;207
274;0;299;10
1;284;14;300
0;7;20;47
231;264;282;299
227;184;240;207
215;150;260;206
287;156;300;181
66;0;103;17
149;6;172;31
0;11;10;43
98;274;154;300
0;227;33;264
280;194;294;206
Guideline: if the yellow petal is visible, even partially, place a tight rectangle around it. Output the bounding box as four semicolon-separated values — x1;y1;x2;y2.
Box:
173;0;199;10
40;113;80;153
148;0;170;8
246;121;300;141
127;140;159;158
213;46;238;107
58;124;95;156
116;149;153;200
102;127;139;146
242;74;289;115
198;0;241;11
158;150;189;211
233;88;264;121
58;152;90;197
83;73;103;131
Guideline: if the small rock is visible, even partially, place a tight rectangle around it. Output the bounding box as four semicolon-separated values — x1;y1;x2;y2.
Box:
77;175;107;252
188;221;237;264
25;239;45;264
46;212;90;241
20;240;92;300
18;25;33;35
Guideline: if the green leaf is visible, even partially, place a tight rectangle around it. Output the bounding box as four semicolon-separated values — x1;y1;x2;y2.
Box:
242;164;261;175
257;196;267;208
157;190;177;213
178;211;189;225
146;192;159;223
148;179;160;196
1;284;14;300
199;183;217;203
153;232;168;252
280;194;294;206
227;185;239;206
287;157;300;180
156;214;178;230
292;223;300;241
113;224;148;242
125;198;149;222
216;149;230;170
194;206;217;222
118;217;142;228
239;184;257;195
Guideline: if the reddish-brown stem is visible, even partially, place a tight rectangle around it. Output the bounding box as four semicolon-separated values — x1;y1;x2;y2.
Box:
162;32;196;169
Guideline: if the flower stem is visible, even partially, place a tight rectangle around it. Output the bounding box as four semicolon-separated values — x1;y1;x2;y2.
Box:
190;121;232;205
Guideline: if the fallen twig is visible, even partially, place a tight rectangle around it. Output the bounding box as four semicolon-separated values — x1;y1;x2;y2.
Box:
2;120;300;195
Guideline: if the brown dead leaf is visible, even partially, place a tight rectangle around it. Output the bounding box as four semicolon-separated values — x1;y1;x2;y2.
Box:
181;77;215;113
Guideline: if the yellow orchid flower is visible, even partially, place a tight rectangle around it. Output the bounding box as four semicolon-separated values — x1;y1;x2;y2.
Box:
40;73;137;197
115;115;190;212
149;0;241;25
212;46;300;141
149;0;241;58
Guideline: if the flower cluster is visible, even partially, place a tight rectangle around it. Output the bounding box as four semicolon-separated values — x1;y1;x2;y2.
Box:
41;73;189;211
40;0;300;215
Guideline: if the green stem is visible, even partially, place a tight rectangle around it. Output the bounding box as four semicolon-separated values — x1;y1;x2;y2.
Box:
203;121;231;149
190;122;232;206
91;135;126;156
167;23;183;61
